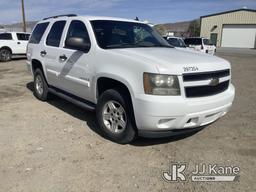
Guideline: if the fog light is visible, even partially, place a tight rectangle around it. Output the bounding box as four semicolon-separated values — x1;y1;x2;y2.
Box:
157;118;176;129
184;117;199;128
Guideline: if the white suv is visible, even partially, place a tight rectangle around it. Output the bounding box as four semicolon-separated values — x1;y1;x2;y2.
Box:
184;37;216;55
0;32;30;62
27;15;235;143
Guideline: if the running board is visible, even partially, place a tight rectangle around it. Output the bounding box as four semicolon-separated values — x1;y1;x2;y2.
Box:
48;87;95;111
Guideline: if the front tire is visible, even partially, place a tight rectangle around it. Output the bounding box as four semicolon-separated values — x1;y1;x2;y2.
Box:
96;89;136;144
33;69;48;101
0;48;12;62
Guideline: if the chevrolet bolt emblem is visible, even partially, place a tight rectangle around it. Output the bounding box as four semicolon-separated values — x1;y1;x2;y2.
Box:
209;78;219;86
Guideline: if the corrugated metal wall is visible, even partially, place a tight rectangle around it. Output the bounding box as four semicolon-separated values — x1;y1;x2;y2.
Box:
200;10;256;47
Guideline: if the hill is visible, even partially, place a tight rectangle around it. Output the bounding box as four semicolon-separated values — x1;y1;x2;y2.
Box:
154;19;200;37
2;21;37;32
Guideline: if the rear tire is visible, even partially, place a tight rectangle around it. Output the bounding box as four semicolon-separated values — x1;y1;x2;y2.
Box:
0;48;12;62
33;69;48;101
96;89;136;144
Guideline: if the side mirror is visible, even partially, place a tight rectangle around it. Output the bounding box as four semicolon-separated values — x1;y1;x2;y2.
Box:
65;37;91;52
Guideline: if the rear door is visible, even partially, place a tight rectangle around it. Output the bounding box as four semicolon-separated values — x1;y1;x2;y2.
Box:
27;22;49;69
43;20;66;88
15;33;30;54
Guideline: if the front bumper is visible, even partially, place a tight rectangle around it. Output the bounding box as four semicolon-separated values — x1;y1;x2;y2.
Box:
133;84;235;134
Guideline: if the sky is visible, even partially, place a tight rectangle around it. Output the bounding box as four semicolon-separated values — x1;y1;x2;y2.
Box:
0;0;256;24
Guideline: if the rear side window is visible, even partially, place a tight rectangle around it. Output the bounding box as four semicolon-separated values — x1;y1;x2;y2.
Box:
0;33;13;40
65;20;90;47
29;22;49;44
184;38;202;45
46;21;66;47
16;33;30;41
203;39;213;45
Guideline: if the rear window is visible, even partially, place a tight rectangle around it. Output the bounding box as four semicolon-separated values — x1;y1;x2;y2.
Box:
16;33;30;41
46;21;66;47
0;33;13;40
29;22;49;44
203;39;213;45
184;38;202;45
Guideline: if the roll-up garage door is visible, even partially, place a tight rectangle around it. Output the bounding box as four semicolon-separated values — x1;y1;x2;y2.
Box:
221;24;256;48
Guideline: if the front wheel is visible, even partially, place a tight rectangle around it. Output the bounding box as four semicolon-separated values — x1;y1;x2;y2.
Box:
96;89;136;144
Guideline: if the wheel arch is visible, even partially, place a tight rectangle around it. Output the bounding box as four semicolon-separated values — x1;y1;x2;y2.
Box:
0;46;12;54
96;75;138;132
31;59;48;84
96;75;134;100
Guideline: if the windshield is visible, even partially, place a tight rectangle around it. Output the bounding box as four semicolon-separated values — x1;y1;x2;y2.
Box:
203;38;213;45
91;20;172;49
167;38;186;47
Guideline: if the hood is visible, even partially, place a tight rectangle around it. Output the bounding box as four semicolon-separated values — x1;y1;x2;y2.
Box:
108;48;230;75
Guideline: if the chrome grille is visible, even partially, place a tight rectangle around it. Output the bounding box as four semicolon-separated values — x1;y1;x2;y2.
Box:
183;69;230;98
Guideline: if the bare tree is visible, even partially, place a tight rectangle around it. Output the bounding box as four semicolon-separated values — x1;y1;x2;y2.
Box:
187;20;200;37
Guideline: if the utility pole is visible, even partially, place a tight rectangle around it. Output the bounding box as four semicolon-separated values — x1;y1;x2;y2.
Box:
21;0;26;32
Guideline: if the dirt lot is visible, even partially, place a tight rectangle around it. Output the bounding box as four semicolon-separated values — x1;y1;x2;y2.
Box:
0;50;255;192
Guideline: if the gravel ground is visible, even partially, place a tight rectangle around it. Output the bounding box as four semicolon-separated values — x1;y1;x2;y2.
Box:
0;51;255;192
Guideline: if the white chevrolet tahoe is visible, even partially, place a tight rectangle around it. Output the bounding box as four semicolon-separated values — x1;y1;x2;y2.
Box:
0;32;30;62
26;14;235;144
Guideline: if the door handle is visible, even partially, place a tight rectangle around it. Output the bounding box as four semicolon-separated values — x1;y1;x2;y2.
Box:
40;50;47;57
17;42;21;44
59;54;67;62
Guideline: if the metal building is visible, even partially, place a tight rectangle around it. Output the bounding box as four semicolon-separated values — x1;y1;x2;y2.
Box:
200;8;256;48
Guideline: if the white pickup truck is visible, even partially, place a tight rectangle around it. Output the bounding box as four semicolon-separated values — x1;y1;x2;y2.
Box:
27;15;235;143
0;32;30;62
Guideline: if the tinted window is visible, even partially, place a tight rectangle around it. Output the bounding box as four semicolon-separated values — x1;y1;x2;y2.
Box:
184;38;202;45
203;39;213;45
46;21;66;47
167;38;186;47
91;20;171;49
0;33;13;40
29;22;49;44
65;20;90;50
16;33;30;41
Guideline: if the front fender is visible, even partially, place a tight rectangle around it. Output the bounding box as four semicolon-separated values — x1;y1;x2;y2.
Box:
93;73;135;100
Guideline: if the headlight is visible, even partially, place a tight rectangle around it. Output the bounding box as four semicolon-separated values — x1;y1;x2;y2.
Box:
143;73;180;95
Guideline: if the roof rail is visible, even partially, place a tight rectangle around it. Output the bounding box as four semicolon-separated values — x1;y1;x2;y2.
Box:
43;14;77;20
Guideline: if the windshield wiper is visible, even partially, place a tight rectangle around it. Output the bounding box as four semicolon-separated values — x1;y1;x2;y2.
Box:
106;43;137;48
106;43;173;49
151;44;174;48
